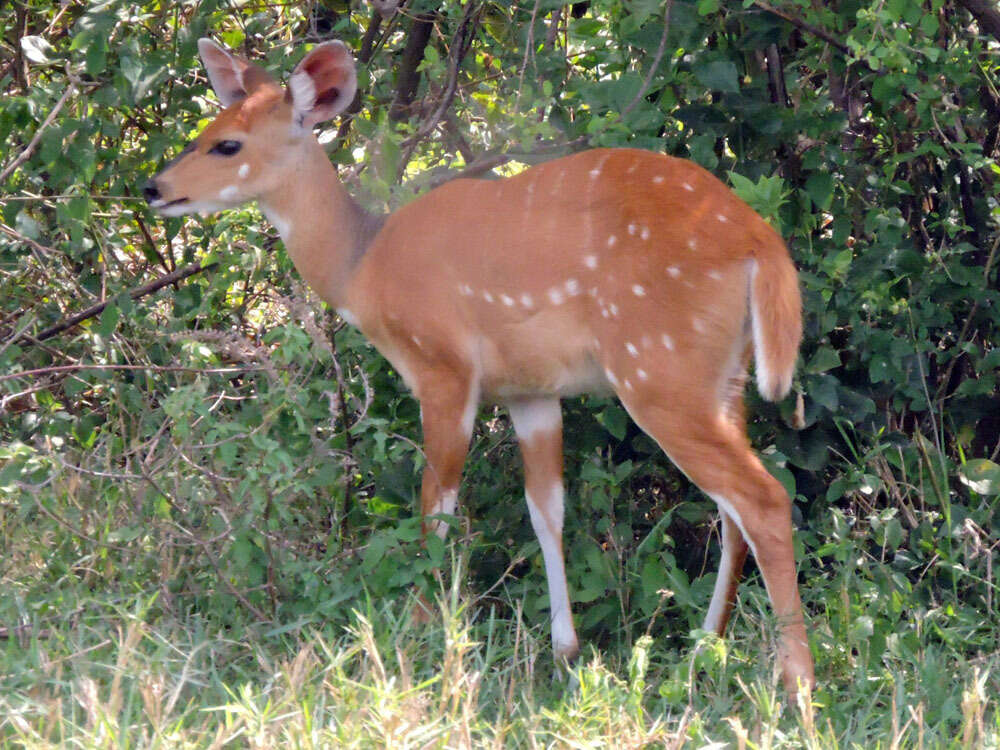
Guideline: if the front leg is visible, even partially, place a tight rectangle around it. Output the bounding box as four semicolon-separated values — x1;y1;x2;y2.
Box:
411;367;479;620
418;369;479;538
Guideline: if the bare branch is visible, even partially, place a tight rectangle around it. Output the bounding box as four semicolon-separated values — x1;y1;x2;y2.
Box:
0;363;262;386
19;261;217;344
752;1;849;55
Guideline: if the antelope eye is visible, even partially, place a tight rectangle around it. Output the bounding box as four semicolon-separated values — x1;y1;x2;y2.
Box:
209;140;243;156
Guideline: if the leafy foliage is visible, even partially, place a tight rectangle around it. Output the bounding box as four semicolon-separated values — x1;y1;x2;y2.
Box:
2;0;999;741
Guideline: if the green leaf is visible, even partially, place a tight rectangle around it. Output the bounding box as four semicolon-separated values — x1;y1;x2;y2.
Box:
688;133;719;170
806;346;841;374
809;375;839;411
97;301;120;338
869;354;890;383
20;36;57;65
15;212;42;240
805;172;834;210
692;59;740;93
596;405;628;441
958;459;1000;496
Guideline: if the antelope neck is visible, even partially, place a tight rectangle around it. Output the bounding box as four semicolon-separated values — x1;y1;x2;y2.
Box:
257;139;381;308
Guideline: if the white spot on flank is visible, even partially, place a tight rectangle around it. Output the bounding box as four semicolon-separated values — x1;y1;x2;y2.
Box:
584;254;598;269
708;270;723;281
641;335;651;349
687;237;698;251
482;291;495;303
588;287;598;297
666;266;681;278
661;332;675;350
459;283;474;296
520;293;534;308
607;235;618;247
589;168;601;178
219;185;239;201
628;223;638;236
565;278;581;296
604;368;619;387
624;379;633;390
238;163;250;179
716;213;728;223
601;308;610;319
693;318;707;333
500;294;516;307
637;368;649;381
640;226;650;241
625;342;639;357
632;284;646;296
682;182;695;192
547;287;565;305
337;308;360;327
411;335;422;348
609;303;619;317
653;175;665;184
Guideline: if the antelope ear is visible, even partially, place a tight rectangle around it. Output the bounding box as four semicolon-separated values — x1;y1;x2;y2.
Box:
198;38;261;106
288;41;357;129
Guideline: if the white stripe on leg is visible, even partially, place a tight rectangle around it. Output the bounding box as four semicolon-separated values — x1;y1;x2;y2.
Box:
526;484;577;657
429;488;458;539
704;511;737;633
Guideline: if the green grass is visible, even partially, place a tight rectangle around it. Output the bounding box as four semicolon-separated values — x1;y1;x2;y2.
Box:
2;541;998;749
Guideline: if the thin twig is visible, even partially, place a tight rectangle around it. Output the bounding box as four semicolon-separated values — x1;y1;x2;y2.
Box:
18;261;217;344
0;221;60;255
622;0;674;116
752;1;850;55
0;363;261;385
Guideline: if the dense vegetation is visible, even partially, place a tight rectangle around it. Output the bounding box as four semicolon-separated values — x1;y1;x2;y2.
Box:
2;0;999;744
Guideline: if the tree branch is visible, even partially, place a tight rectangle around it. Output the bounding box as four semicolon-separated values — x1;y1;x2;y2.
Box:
19;261;217;344
752;1;849;55
389;9;437;122
957;0;1000;44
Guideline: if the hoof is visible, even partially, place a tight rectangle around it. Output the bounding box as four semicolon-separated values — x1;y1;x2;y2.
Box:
780;649;816;701
410;590;435;625
553;640;580;676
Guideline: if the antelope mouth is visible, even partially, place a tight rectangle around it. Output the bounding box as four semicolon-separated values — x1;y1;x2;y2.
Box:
150;197;190;210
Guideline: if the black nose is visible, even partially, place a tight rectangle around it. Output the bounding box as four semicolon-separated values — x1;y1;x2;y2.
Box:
143;179;161;203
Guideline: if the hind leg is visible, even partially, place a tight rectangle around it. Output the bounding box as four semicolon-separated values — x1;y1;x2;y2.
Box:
625;401;814;694
703;508;750;635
